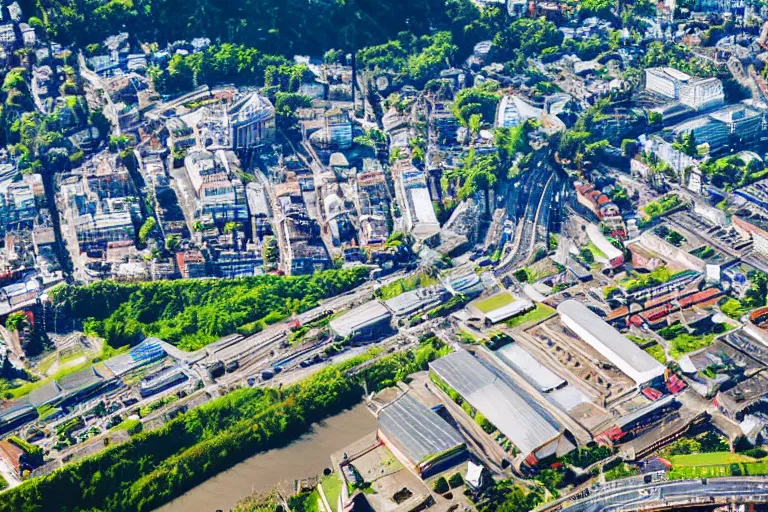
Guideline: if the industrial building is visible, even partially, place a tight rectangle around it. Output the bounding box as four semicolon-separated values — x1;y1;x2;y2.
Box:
672;104;763;152
377;392;466;477
384;286;449;317
672;116;729;150
329;300;392;340
393;160;440;241
429;350;570;466
557;300;666;386
309;108;353;149
139;366;188;397
595;396;681;446
496;342;566;393
103;338;167;376
473;294;535;325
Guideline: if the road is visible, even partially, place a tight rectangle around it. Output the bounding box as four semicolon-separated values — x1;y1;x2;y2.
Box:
554;477;768;512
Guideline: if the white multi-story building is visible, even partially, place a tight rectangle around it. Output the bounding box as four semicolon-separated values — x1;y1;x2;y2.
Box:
228;92;275;149
184;148;247;225
645;67;724;111
645;67;691;99
680;77;724;111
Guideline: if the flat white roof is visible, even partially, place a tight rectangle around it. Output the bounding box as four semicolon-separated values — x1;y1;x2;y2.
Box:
647;67;691;83
484;298;534;324
557;300;665;385
586;224;623;261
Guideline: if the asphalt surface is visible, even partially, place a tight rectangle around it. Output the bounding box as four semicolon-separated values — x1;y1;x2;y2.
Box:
560;477;768;512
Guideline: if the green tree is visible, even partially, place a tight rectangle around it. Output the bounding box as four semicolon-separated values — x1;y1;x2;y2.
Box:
433;476;449;493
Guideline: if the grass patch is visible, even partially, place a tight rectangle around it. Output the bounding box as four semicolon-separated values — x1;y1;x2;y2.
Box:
0;474;7;491
668;458;768;480
669;452;755;466
690;246;716;260
604;462;639;481
37;348;88;376
720;298;748;320
110;419;143;435
640;194;683;223
587;242;607;260
474;292;516;314
645;344;667;364
6;359;94;400
36;404;59;421
666;325;734;360
375;272;438;300
288;489;321;512
321;472;343;510
505;303;556;328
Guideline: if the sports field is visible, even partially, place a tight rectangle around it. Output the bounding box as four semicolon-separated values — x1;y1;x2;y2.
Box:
473;292;516;314
668;452;768;480
505;303;556;328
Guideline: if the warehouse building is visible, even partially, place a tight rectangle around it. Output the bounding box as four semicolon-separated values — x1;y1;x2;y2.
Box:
429;350;571;467
557;300;666;386
384;285;449;317
329;300;392;341
378;392;466;477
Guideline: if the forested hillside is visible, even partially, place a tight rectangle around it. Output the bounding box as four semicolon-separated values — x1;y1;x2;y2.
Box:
21;0;451;52
0;339;449;512
51;267;370;350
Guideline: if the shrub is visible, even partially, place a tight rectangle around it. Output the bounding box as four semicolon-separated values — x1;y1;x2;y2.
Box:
448;473;464;488
433;476;449;494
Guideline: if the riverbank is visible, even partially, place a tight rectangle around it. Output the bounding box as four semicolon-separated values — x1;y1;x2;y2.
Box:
156;403;375;512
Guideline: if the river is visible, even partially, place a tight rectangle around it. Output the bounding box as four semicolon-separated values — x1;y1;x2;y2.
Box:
155;402;376;512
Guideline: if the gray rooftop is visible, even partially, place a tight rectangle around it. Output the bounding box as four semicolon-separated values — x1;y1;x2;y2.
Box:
429;350;562;457
497;343;566;393
384;285;447;316
378;392;464;465
329;300;391;338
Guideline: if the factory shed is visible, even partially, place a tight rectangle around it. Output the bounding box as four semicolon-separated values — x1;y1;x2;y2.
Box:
496;343;566;393
329;300;392;340
429;351;568;465
103;338;167;376
384;286;449;317
378;392;466;477
557;300;665;386
482;298;534;325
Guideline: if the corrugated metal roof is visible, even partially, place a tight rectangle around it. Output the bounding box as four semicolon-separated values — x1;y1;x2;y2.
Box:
379;392;464;465
429;351;561;457
329;300;391;338
497;343;566;393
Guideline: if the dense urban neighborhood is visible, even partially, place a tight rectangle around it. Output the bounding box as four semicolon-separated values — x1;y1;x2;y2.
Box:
7;0;768;510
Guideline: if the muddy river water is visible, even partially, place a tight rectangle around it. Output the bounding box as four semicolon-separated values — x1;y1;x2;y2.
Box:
155;402;375;512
